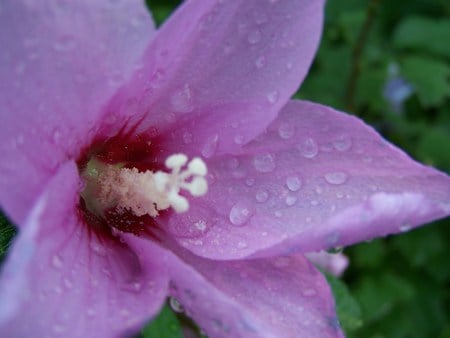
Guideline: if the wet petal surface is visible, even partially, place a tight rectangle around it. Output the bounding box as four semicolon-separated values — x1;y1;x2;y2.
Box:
0;0;155;224
170;100;450;259
0;162;168;338
114;0;324;156
127;236;343;338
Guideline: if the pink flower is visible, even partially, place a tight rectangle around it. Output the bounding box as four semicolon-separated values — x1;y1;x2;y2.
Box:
0;1;449;338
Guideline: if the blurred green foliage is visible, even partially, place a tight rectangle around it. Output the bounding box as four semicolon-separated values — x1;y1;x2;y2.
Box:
299;1;450;337
142;304;183;338
1;0;449;337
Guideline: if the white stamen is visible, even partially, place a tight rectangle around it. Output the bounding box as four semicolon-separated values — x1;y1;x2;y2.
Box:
94;154;208;217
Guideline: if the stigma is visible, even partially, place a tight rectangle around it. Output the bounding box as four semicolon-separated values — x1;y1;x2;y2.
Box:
81;154;208;218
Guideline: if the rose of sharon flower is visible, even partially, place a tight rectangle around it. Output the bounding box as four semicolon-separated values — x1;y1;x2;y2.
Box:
0;1;449;338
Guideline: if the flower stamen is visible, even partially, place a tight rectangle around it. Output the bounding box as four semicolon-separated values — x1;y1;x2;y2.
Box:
82;154;208;218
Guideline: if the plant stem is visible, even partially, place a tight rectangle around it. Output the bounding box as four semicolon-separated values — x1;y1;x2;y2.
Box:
345;0;382;114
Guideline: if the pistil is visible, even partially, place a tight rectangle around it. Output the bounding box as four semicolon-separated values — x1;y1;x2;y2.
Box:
81;154;208;218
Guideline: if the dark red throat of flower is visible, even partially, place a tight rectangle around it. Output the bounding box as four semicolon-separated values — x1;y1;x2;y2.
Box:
76;126;166;242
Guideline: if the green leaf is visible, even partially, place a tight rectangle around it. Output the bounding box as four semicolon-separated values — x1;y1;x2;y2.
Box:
417;127;450;171
399;56;450;108
393;17;450;58
142;304;183;338
326;274;363;334
0;214;17;262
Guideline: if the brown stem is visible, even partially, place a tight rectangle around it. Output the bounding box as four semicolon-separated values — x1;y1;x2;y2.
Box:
344;0;382;114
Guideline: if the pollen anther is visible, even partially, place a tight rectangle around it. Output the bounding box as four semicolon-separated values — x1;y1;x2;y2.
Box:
85;154;208;217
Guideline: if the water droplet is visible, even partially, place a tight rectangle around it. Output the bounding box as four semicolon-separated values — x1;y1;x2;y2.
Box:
16;134;24;145
333;135;352;151
229;202;253;226
298;138;319;159
278;122;295;139
286;176;302;191
302;288;317;297
247;29;262;44
399;223;411;232
310;200;319;206
253;10;268;24
285;195;297;206
237;241;248;249
53;35;76;52
255;56;266;69
267;90;279;104
15;61;26;75
255;189;269;202
89;241;106;256
253;153;276;173
182;131;193;144
245;178;255;186
325;172;348;185
170;84;194;113
234;135;245;144
169;297;184;313
63;277;73;289
125;281;142;293
274;210;283;218
226;157;240;170
201;134;219;158
51;254;63;269
86;308;96;317
52;324;66;334
327;246;343;254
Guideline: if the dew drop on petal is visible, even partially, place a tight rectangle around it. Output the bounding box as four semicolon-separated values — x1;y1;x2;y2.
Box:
169;297;184;313
52;324;66;334
245;178;255;186
86;308;97;317
278;122;295;139
302;288;317;297
399;223;411;232
325;172;348;185
53;35;76;52
51;254;63;269
229;202;253;226
170;84;194;113
253;153;276;173
255;189;269;203
51;127;62;143
267;90;279;104
237;241;248;249
285;195;297;206
255;56;266;69
298;138;319;159
253;10;268;24
247;29;262;44
182;131;193;144
234;135;245;144
333;135;352;151
201;134;219;158
286;176;302;191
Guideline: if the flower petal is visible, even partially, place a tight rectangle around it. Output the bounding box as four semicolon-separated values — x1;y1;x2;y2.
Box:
115;0;324;156
127;236;343;338
305;252;349;277
169;100;450;259
0;0;155;224
0;162;168;338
